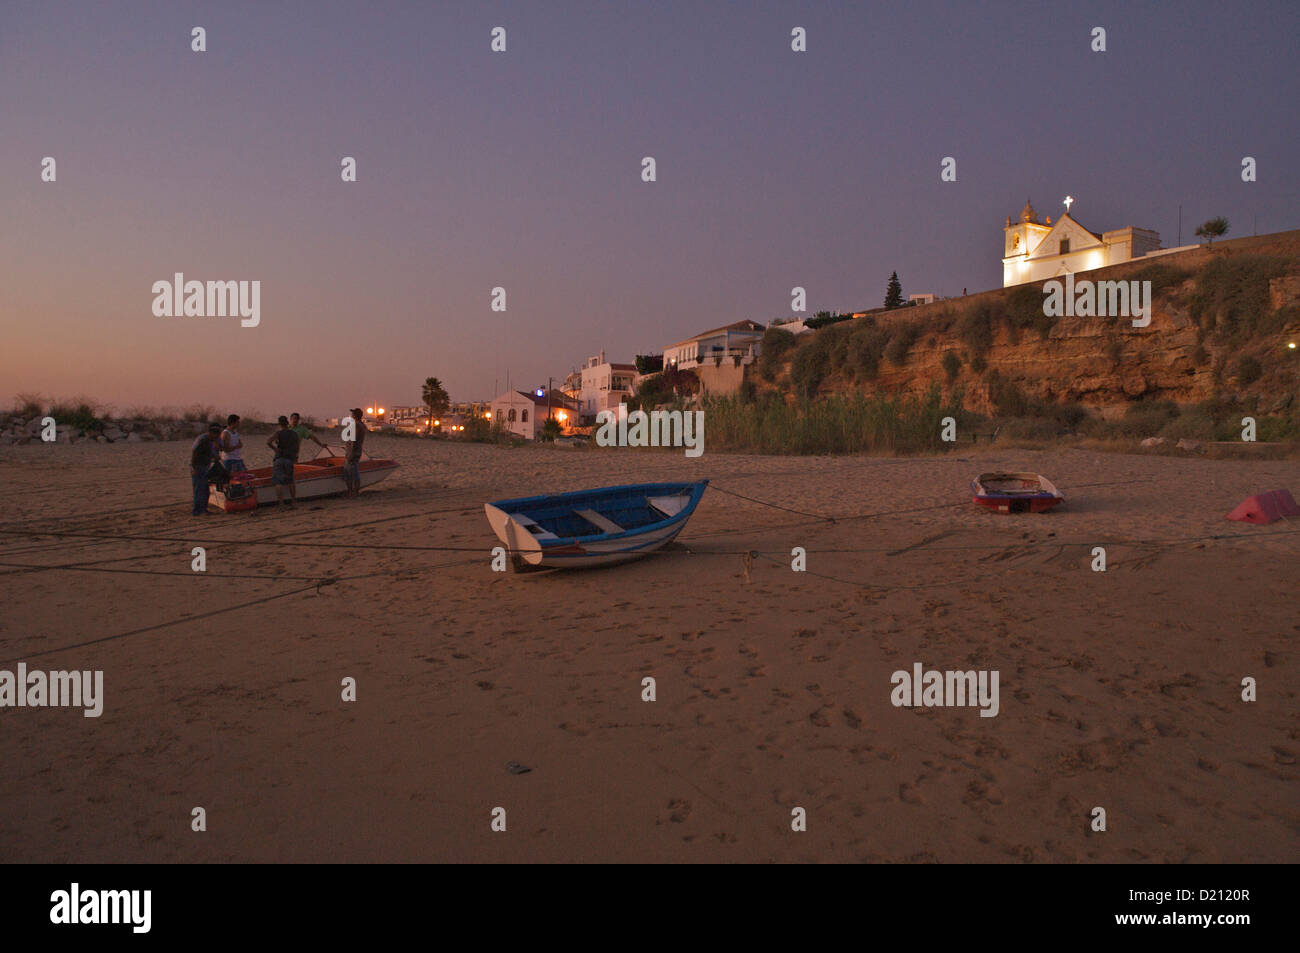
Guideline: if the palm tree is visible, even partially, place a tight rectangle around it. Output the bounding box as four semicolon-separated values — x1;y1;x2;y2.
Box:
421;377;450;431
1194;217;1229;245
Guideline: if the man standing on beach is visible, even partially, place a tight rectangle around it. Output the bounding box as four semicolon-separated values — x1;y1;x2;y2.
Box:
343;406;367;498
290;412;328;458
189;422;223;516
266;416;301;506
221;414;246;474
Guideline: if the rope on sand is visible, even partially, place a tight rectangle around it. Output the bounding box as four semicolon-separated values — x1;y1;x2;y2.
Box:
0;580;328;663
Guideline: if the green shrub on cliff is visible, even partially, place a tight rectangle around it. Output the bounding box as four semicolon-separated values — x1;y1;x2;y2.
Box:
847;319;890;379
884;324;921;365
959;302;996;357
941;351;962;382
759;326;797;381
1235;355;1263;385
1188;255;1289;343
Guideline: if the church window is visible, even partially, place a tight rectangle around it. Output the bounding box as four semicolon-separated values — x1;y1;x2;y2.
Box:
1059;238;1071;255
508;409;517;422
522;410;529;423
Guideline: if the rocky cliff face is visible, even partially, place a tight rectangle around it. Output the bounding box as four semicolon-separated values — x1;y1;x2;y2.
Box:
758;230;1300;417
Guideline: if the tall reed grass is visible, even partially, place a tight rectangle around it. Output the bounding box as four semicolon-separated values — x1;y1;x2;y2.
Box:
703;384;962;454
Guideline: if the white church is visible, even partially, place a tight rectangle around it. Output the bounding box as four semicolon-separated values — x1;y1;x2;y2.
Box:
1002;197;1162;287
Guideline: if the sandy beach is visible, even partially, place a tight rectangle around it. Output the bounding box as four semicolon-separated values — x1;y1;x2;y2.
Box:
0;436;1296;862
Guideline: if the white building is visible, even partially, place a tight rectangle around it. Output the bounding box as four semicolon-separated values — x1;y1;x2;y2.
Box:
908;293;935;306
664;319;765;370
772;319;815;335
488;390;578;440
577;351;638;420
386;405;427;431
1002;199;1161;287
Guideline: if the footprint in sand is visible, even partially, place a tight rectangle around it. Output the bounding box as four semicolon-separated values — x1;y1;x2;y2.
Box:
666;798;692;823
899;782;923;804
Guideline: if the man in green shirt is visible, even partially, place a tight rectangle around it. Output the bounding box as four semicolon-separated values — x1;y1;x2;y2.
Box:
289;413;329;458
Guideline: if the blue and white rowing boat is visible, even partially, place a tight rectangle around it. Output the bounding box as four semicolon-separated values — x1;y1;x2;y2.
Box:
484;481;709;570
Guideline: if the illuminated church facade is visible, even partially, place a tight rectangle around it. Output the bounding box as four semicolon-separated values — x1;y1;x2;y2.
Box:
1002;198;1161;287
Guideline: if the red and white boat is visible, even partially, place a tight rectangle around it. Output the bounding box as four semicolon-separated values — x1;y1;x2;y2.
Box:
971;472;1064;514
209;445;398;512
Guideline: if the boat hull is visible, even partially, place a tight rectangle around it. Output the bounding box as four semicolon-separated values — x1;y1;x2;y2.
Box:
971;472;1063;514
209;456;397;512
485;480;708;570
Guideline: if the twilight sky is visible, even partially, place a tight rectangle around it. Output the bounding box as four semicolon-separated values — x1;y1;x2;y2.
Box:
2;0;1297;419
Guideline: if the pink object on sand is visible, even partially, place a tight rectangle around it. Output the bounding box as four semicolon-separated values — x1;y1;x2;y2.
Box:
1226;489;1300;524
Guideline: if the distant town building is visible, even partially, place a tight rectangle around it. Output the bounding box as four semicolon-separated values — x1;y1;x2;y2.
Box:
578;351;637;420
664;319;765;370
488;389;579;440
1003;198;1161;287
386;406;427;430
560;369;583;404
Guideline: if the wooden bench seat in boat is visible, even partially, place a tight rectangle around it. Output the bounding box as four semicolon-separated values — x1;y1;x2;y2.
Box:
574;508;625;535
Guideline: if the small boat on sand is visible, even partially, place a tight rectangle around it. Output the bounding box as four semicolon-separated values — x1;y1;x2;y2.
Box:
971;472;1063;514
485;480;708;570
209;446;398;512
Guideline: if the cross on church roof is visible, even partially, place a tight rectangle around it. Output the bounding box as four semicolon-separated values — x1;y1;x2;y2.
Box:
1064;195;1074;212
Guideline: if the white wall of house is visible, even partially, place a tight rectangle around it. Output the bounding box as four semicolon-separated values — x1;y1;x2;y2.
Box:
579;359;637;417
488;391;577;439
488;391;540;439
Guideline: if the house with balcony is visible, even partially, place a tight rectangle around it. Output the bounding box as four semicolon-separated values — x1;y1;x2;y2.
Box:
664;319;766;370
577;351;638;422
